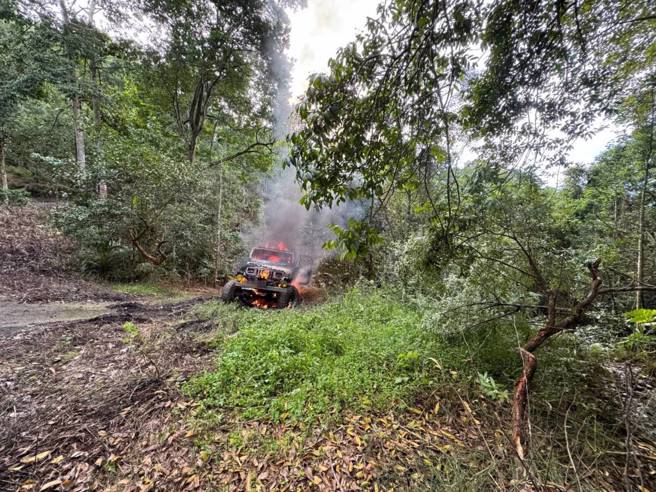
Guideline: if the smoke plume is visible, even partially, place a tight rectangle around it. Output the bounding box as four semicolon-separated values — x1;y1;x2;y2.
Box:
242;7;362;266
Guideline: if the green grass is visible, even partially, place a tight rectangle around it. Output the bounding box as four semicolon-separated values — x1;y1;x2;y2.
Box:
184;289;466;422
111;281;188;299
182;289;642;490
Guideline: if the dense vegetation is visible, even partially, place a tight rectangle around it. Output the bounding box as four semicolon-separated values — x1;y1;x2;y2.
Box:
2;0;655;489
1;0;298;281
186;290;448;421
185;287;643;489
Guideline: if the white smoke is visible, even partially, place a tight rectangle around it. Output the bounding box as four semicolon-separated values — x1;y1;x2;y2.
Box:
240;15;361;265
251;163;362;265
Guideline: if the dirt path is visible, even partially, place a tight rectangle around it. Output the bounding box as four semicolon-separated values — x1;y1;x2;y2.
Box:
0;296;215;491
0;299;114;333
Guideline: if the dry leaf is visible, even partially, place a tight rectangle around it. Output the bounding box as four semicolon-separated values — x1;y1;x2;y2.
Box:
21;450;51;464
50;455;64;465
39;479;62;491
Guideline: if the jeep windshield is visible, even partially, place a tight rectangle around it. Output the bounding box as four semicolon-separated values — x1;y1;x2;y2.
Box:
250;248;293;267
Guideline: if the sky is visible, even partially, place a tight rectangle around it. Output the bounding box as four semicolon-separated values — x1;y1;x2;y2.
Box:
287;0;380;98
286;0;621;170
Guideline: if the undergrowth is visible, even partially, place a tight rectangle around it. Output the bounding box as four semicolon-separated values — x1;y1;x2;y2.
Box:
185;289;466;422
182;288;654;489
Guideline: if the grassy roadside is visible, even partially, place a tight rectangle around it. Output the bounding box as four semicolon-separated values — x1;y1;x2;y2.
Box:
186;289;462;422
178;288;652;490
109;281;216;301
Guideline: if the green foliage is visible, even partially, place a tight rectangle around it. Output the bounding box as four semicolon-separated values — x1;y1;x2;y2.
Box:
621;309;656;352
621;331;656;352
185;289;462;422
324;219;383;261
476;372;510;402
1;0;290;282
122;321;140;340
625;309;656;325
0;187;29;205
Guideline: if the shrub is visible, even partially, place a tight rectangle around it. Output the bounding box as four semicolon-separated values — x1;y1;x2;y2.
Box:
184;288;464;422
0;188;30;205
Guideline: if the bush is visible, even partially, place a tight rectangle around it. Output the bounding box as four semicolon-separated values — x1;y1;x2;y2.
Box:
185;288;465;422
0;188;30;206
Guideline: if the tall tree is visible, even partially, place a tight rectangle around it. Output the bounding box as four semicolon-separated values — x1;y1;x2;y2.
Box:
0;2;60;203
144;0;300;163
631;83;656;308
55;0;88;172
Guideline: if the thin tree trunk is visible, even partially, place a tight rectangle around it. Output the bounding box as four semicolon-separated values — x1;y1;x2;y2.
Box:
88;0;107;200
1;137;8;206
635;85;655;309
636;184;646;309
60;0;86;174
58;0;70;22
214;164;224;286
610;196;619;314
72;95;86;173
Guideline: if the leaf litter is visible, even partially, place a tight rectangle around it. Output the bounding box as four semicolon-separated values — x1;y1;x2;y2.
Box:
0;293;504;491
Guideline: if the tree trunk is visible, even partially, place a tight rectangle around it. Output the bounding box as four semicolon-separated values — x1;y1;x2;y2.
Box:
60;0;86;175
214;164;224;286
636;183;646;309
72;95;87;173
1;137;8;206
512;260;603;460
635;86;654;309
88;0;107;200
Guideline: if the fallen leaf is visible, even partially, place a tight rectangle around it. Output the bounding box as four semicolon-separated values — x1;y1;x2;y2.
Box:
39;479;62;491
21;450;51;464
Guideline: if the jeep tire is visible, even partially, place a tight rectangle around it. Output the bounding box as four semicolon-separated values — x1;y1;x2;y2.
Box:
277;286;299;309
221;280;240;303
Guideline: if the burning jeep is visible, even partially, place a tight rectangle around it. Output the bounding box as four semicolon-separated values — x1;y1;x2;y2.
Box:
221;243;311;309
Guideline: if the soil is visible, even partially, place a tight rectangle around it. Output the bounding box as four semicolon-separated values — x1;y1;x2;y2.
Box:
0;203;127;304
0;205;219;490
0;300;113;333
0;297;216;492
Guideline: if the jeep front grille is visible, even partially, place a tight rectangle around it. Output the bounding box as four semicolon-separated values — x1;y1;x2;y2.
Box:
245;266;287;280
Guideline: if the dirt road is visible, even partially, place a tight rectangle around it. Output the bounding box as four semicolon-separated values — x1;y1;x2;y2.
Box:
0;299;113;333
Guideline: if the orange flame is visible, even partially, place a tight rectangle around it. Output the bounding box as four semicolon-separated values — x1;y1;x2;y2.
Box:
249;297;278;310
264;241;289;251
